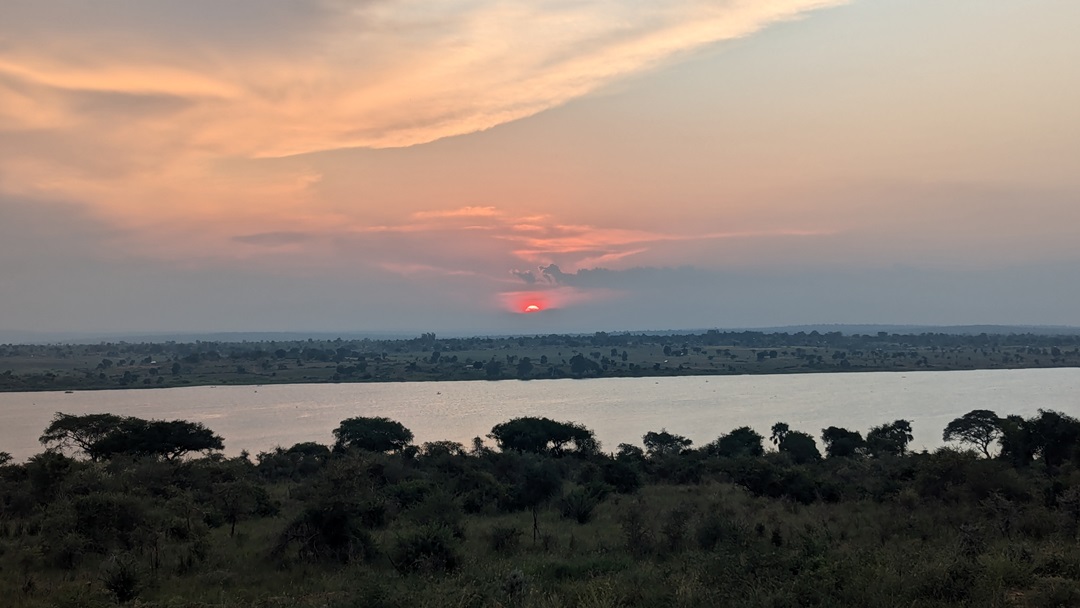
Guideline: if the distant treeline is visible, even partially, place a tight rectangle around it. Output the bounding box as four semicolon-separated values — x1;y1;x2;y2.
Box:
7;328;1080;358
3;329;1080;392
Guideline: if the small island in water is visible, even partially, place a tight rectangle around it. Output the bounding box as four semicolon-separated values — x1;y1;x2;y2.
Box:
2;327;1080;392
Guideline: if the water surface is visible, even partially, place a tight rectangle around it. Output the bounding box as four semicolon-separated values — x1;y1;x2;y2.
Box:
2;368;1077;460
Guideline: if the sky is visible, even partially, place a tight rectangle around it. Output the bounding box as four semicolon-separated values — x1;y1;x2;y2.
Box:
2;0;1079;336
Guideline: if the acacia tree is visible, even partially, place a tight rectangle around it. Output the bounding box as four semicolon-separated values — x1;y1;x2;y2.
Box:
40;412;126;459
488;417;599;457
88;418;224;460
332;417;414;453
942;410;1002;458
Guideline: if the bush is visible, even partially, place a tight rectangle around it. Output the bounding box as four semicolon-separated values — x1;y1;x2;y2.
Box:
602;460;642;494
100;553;141;603
695;509;748;551
620;501;654;558
391;525;460;574
559;487;601;524
660;503;693;553
405;490;464;538
273;503;379;564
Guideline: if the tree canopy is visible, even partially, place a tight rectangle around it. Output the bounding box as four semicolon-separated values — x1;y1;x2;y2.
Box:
704;427;765;458
332;417;414;453
821;427;865;458
40;412;126;459
778;430;822;464
642;429;692;458
943;410;1002;458
488;417;599;457
866;420;914;457
40;412;222;461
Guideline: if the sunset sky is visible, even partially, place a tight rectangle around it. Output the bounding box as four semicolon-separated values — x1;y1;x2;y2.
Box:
2;0;1079;335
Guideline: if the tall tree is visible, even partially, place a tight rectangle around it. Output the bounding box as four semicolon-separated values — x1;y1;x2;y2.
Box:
39;412;126;459
88;418;224;460
942;410;1002;458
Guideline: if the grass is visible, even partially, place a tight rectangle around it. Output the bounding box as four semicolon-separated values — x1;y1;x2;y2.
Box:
6;474;1080;608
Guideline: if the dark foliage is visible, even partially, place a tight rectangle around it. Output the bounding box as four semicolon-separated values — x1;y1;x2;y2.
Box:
488;417;599;457
333;417;414;453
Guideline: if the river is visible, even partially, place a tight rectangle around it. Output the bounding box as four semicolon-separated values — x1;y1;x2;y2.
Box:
2;368;1078;460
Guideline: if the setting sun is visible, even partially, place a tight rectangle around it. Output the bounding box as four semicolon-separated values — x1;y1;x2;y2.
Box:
524;304;541;313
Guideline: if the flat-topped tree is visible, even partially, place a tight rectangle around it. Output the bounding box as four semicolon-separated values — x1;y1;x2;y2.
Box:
943;410;1002;458
488;417;599;457
40;412;127;459
89;418;224;461
333;416;414;453
40;412;223;460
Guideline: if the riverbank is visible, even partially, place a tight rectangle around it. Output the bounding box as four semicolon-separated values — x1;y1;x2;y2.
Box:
3;329;1079;393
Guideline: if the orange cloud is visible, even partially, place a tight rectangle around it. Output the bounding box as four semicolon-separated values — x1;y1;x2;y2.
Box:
412;206;501;219
0;0;846;284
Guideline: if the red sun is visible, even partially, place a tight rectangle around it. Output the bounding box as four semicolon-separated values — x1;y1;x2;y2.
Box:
524;304;542;313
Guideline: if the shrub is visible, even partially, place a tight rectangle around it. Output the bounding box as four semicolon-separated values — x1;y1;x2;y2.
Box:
619;501;654;558
559;487;601;524
100;553;141;604
391;525;460;574
273;503;379;564
660;503;693;553
602;460;642;494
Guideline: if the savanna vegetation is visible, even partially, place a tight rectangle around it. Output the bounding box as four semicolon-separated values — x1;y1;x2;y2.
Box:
3;329;1080;391
4;408;1080;607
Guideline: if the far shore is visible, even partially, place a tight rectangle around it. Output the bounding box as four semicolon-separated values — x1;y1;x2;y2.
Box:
3;327;1080;393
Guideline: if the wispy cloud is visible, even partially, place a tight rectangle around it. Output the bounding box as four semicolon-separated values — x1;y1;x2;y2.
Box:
0;0;848;313
0;0;847;173
412;206;501;219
